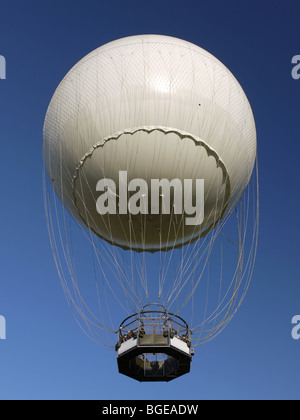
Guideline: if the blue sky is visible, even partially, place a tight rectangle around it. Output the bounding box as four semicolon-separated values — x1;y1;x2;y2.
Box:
0;0;300;400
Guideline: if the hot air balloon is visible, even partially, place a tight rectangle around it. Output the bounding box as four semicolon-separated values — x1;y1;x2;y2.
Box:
43;35;258;381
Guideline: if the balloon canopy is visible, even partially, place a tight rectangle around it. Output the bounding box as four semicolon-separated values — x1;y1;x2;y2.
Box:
43;34;256;252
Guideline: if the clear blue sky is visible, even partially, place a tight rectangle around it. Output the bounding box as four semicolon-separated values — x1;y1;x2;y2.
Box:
0;0;300;400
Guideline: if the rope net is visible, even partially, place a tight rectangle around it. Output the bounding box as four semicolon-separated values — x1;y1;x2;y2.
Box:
43;154;259;349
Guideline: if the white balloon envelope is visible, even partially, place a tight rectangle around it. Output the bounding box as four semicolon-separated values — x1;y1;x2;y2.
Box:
43;34;256;252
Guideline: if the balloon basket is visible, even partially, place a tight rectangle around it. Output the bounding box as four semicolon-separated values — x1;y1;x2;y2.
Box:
115;304;193;382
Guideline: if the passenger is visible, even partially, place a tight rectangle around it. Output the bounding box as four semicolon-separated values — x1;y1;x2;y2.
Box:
168;322;174;338
163;325;168;337
139;325;145;337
